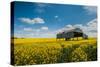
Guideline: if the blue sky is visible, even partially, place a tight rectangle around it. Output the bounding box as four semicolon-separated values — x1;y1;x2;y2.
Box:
13;1;97;38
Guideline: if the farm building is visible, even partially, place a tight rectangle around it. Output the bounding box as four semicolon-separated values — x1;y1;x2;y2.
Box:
57;28;88;40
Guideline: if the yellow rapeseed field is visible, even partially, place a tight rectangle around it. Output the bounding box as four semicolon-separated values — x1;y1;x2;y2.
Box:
11;37;97;65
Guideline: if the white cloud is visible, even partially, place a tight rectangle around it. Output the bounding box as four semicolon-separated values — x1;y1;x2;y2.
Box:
23;27;41;33
87;18;97;27
15;29;56;38
83;6;97;15
41;26;48;30
19;17;45;24
23;28;33;32
57;24;74;33
36;29;40;32
65;24;73;28
15;26;49;38
73;24;83;28
54;15;59;18
57;18;97;37
16;18;97;38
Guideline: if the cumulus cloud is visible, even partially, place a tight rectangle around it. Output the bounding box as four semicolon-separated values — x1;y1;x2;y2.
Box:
57;24;73;33
57;18;97;37
65;24;73;28
15;26;49;38
19;17;45;24
41;26;48;30
87;18;97;27
83;6;97;15
15;27;55;38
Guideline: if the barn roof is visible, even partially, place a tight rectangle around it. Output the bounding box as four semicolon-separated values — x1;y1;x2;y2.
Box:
64;28;83;33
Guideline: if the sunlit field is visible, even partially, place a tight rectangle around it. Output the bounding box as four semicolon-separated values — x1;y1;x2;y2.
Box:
11;37;97;65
